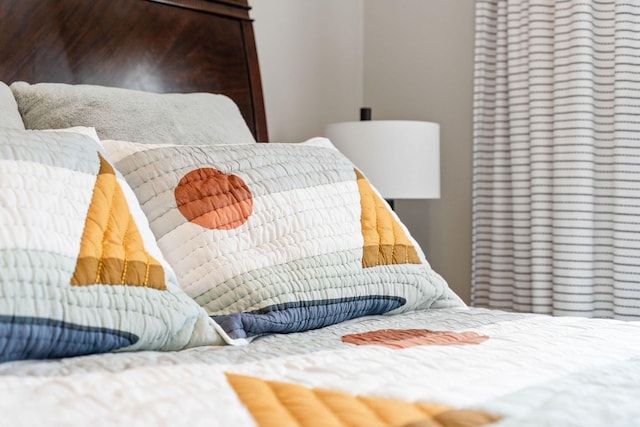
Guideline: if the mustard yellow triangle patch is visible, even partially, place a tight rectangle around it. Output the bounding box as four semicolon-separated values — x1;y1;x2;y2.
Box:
225;373;499;427
355;169;421;268
71;153;166;289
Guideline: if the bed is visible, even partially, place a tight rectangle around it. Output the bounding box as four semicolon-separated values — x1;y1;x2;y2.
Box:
1;1;640;426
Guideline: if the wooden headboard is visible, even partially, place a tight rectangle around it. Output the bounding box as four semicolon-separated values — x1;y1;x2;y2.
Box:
0;0;268;141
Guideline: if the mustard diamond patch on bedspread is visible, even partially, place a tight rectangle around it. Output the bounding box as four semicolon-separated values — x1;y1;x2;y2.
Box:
226;373;500;427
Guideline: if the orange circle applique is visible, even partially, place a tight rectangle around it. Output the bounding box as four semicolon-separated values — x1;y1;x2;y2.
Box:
174;168;253;230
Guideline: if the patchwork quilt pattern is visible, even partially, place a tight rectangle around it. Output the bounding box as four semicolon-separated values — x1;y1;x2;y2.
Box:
0;129;220;362
356;170;421;267
103;138;461;343
3;308;639;426
226;373;500;427
341;328;489;348
71;153;166;289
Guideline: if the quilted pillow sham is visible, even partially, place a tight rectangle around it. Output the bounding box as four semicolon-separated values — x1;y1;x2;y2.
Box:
0;129;222;363
102;138;462;344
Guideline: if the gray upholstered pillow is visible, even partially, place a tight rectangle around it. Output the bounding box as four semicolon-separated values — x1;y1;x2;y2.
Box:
10;81;256;145
0;82;24;129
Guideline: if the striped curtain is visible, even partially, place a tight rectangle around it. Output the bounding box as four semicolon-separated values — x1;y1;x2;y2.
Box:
472;0;640;319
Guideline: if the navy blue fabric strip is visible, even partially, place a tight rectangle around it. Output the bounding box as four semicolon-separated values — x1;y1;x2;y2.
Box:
0;316;138;363
212;295;406;340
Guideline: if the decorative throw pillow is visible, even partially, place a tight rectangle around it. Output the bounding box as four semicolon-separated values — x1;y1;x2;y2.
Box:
0;129;222;363
102;138;462;344
10;81;256;145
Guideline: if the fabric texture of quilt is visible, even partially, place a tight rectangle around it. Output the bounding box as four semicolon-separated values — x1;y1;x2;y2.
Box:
101;137;463;344
1;307;639;427
0;129;222;363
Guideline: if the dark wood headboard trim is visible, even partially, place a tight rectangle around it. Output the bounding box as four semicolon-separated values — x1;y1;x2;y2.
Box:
148;0;252;21
242;20;268;141
0;0;269;142
145;0;269;140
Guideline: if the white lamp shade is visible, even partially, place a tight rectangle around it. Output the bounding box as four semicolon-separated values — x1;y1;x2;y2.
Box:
324;120;440;199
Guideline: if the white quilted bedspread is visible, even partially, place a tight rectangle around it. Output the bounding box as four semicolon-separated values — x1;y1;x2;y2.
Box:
1;307;640;427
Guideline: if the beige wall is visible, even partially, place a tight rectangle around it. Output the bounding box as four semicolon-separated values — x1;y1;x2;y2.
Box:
250;0;364;142
250;1;475;302
363;1;475;301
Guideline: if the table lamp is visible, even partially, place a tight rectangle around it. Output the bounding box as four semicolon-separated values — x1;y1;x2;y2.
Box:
324;109;440;209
